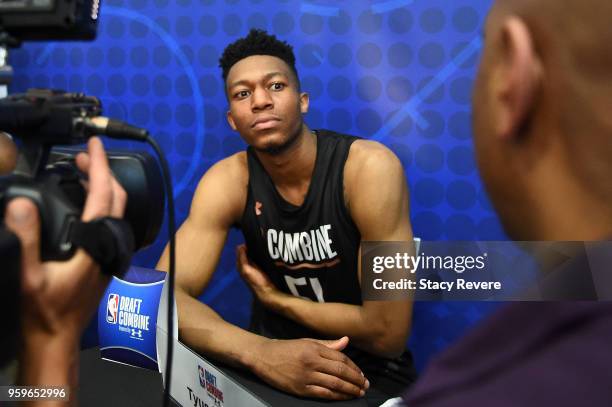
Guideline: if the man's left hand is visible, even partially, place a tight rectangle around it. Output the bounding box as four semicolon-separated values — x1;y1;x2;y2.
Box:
236;244;283;306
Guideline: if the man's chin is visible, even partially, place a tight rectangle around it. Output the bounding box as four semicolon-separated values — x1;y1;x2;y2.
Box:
253;132;300;156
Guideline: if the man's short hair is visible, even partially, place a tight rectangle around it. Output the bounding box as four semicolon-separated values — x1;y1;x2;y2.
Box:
219;29;299;83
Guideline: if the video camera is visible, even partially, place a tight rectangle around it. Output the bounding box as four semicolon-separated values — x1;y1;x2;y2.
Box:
0;88;165;261
0;0;100;43
0;0;167;368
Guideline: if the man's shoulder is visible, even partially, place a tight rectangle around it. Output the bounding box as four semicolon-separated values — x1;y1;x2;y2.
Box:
348;139;397;159
345;139;404;181
190;152;249;222
317;129;398;163
201;151;248;186
213;151;248;174
342;139;406;214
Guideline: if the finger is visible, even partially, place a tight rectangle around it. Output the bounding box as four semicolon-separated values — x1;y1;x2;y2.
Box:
4;198;42;291
77;143;126;218
75;151;91;175
236;244;247;260
109;175;127;218
309;336;349;351
76;153;91;192
236;244;249;268
305;386;354;401
314;356;367;389
309;372;365;398
303;384;355;401
80;137;113;221
314;343;365;382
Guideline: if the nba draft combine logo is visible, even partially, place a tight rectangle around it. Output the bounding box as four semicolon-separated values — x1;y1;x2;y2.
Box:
106;293;150;341
106;294;119;324
199;365;224;403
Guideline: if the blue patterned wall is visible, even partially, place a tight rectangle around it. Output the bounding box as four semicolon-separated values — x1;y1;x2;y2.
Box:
10;0;505;371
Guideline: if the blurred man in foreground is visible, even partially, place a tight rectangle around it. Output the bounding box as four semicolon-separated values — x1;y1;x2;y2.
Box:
399;0;612;405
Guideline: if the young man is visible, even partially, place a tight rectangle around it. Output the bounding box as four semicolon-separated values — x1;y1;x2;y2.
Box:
400;0;612;405
156;29;417;403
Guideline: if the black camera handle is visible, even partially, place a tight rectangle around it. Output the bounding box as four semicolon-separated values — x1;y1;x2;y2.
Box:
14;140;51;177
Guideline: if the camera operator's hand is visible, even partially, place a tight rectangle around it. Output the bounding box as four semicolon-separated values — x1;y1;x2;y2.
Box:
4;137;126;403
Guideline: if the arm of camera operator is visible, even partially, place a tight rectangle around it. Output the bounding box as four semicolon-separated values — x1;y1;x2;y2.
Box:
5;137;127;407
238;142;414;358
156;154;368;400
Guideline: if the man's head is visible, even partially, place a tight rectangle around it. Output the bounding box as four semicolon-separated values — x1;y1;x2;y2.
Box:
220;29;309;155
473;0;612;239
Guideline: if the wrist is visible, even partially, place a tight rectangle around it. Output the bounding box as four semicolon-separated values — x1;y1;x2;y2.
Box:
19;333;79;386
22;324;80;354
259;288;288;312
242;336;271;374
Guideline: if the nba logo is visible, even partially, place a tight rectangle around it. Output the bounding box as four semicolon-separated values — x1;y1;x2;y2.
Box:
198;365;206;388
107;294;119;324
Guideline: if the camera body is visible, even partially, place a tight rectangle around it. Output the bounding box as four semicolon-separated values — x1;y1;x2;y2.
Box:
0;89;165;261
0;88;101;146
0;0;100;42
1;170;86;261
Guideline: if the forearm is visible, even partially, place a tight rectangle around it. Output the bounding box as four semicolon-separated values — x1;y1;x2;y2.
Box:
18;333;79;406
176;288;268;371
269;294;401;356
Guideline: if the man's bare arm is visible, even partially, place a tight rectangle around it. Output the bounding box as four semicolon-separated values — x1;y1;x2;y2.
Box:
157;154;368;399
242;141;414;358
156;154;266;367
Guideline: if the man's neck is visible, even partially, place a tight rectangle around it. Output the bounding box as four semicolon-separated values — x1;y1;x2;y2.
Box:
520;157;612;240
254;126;317;197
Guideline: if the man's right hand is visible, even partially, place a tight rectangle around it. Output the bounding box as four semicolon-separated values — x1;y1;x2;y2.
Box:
251;336;369;400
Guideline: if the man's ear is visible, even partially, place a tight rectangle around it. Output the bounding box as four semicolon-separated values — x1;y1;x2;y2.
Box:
493;16;542;139
299;92;309;114
226;110;237;131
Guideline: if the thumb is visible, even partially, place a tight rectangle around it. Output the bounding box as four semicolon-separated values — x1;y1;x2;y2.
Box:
310;336;349;351
236;244;250;266
4;198;42;290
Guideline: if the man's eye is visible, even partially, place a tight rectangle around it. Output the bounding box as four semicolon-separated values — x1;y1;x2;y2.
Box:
235;90;250;98
270;82;285;91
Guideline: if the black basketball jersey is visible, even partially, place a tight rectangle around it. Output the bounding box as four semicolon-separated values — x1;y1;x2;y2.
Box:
239;129;417;398
240;129;361;339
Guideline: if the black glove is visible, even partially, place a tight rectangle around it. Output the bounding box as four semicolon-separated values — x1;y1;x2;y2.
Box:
69;217;134;277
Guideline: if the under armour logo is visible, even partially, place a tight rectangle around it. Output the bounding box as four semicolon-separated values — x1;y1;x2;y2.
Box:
131;329;142;338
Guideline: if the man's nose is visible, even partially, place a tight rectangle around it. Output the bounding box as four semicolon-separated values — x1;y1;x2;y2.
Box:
251;87;273;111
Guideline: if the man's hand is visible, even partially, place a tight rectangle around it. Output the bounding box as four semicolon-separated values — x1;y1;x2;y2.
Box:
6;137;127;389
251;336;369;400
7;137;126;342
236;244;284;306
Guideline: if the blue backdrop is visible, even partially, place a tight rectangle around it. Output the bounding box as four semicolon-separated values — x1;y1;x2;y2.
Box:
10;0;505;371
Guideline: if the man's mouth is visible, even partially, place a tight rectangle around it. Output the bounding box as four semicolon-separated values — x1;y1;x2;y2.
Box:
251;116;281;130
